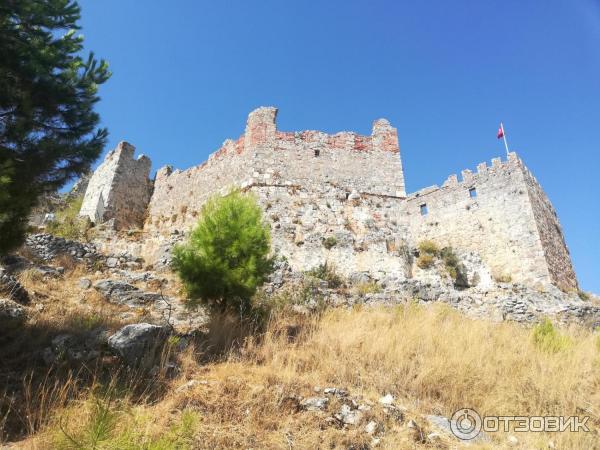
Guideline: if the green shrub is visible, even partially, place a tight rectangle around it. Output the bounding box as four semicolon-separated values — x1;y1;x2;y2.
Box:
322;236;337;250
418;240;439;256
172;192;273;315
45;195;91;241
440;246;469;288
306;262;344;288
532;318;572;353
416;254;434;269
55;395;198;449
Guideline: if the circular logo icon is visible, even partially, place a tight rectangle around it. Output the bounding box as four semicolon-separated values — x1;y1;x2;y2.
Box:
450;408;482;440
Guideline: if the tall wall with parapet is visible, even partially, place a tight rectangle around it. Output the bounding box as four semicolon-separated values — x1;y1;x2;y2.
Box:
80;142;152;229
402;153;578;290
145;107;406;236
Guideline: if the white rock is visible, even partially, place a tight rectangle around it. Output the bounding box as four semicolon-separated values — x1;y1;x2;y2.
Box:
107;323;166;369
301;397;328;411
335;404;363;425
379;393;395;405
365;420;378;435
106;257;119;268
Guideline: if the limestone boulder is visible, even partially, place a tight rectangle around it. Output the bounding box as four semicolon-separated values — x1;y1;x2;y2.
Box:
107;323;167;369
93;279;162;307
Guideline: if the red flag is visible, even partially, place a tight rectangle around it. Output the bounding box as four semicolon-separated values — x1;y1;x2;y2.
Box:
497;124;504;139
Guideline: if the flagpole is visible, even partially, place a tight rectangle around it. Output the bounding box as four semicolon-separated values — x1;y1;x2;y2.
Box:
500;122;509;156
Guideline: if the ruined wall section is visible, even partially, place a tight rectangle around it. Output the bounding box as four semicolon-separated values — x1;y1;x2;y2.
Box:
252;183;411;278
403;153;554;287
522;168;578;291
146;136;252;235
146;107;406;237
249;108;406;198
80;142;152;229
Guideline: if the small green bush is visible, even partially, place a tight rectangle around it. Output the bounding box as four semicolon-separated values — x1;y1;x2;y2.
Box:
532;318;572;353
172;192;273;315
418;240;439;256
55;395;199;449
45;195;91;241
306;262;344;288
416;254;434;269
440;246;469;288
322;236;337;250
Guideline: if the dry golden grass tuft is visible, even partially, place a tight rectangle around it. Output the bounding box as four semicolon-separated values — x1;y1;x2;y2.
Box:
12;303;599;449
0;261;137;443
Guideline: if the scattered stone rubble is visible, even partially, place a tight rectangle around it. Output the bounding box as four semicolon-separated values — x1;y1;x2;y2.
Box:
0;298;27;333
92;279;207;333
0;267;30;304
25;233;102;262
42;329;107;364
266;250;600;327
24;233;142;269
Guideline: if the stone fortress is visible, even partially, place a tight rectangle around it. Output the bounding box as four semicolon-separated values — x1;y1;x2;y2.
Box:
79;107;578;293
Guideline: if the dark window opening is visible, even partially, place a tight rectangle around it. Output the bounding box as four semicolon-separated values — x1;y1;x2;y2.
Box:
469;187;477;198
314;149;320;157
420;204;428;216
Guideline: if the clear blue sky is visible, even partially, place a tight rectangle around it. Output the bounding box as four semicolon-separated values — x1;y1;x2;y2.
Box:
78;0;600;292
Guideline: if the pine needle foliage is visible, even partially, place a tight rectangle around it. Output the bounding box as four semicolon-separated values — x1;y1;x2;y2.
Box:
0;0;110;254
172;192;273;315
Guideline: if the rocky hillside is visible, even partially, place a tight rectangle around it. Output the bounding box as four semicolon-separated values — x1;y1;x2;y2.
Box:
0;234;599;449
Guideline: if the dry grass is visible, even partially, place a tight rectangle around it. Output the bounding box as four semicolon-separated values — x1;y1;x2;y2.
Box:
0;262;135;443
13;303;599;449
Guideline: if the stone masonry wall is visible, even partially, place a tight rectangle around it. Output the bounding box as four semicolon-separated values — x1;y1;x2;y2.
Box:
402;153;577;289
249;108;406;198
145;107;406;237
251;183;411;278
80;142;152;229
145;135;253;235
522;168;578;291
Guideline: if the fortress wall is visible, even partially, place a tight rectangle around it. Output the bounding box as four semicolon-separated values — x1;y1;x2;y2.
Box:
80;142;152;229
145;107;406;237
249;108;406;197
146;136;252;234
251;183;411;278
402;153;554;287
522;168;578;291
